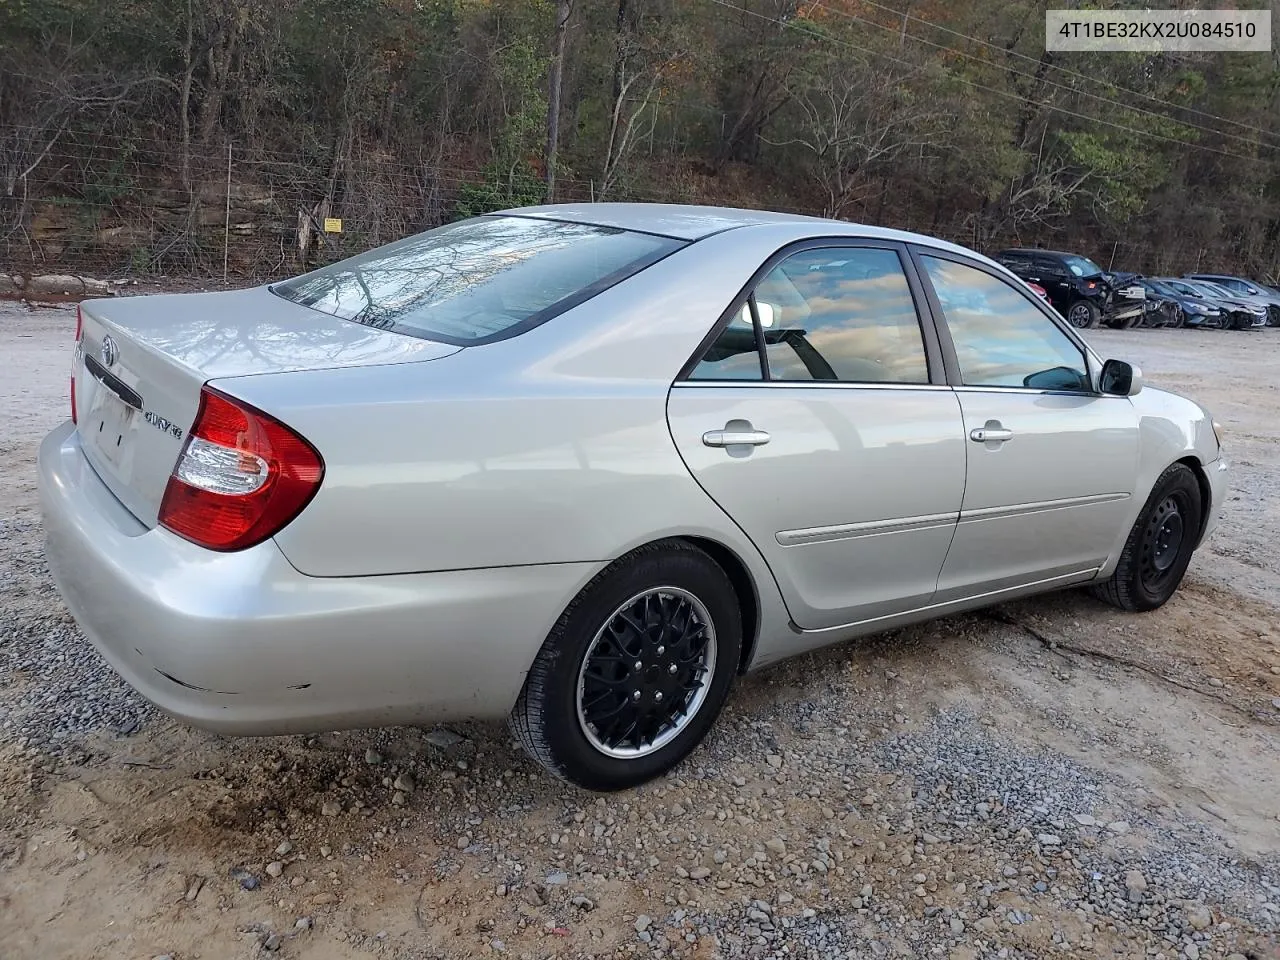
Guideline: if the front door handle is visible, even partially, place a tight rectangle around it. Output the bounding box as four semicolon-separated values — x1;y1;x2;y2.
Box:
702;428;771;448
970;426;1013;443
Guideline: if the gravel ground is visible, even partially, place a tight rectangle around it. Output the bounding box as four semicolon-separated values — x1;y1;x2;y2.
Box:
1;301;1278;960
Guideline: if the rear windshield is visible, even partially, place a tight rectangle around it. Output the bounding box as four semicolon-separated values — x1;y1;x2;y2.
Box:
270;215;685;345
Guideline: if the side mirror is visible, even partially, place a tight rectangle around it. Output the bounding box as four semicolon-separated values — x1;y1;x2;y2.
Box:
1100;358;1143;397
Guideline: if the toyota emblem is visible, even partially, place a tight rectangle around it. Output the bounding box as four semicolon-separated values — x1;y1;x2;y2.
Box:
100;334;119;368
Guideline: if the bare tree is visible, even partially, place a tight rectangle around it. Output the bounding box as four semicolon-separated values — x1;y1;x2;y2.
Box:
598;2;684;200
544;0;575;201
766;57;946;219
712;0;801;169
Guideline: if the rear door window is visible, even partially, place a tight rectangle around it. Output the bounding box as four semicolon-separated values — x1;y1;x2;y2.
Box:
689;246;931;384
271;216;685;345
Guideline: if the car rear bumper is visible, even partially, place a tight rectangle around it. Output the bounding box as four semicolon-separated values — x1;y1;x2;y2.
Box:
37;421;599;735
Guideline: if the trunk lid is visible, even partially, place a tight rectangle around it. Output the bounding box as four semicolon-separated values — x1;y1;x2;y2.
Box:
75;286;460;527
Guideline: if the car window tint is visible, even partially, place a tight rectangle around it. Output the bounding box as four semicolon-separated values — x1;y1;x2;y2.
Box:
750;248;928;383
271;215;684;345
689;304;764;380
921;256;1089;392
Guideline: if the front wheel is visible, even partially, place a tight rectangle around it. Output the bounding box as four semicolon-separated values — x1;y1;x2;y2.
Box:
1067;300;1100;329
1092;463;1202;612
510;541;742;791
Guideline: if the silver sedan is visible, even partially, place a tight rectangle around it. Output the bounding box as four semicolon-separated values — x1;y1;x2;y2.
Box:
38;204;1228;790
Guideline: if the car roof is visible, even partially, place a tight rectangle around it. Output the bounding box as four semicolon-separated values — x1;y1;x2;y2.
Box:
497;202;978;254
996;248;1086;260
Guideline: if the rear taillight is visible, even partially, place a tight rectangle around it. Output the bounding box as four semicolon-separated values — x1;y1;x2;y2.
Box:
71;305;83;424
158;387;324;551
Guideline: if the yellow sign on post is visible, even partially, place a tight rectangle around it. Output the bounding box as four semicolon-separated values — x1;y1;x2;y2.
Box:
323;217;343;233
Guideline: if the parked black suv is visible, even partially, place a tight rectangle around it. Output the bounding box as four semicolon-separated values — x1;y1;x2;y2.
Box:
995;249;1146;329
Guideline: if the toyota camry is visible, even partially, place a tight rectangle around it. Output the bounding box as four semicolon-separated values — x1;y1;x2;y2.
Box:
38;204;1228;790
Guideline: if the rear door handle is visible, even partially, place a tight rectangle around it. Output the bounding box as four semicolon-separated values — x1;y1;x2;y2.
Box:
702;429;771;448
970;427;1013;443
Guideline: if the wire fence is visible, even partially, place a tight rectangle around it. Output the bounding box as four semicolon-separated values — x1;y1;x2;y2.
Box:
1;128;1157;285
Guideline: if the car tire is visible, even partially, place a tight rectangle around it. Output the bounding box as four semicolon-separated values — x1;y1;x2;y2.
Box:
510;540;742;791
1067;301;1100;329
1092;463;1203;613
1168;308;1186;329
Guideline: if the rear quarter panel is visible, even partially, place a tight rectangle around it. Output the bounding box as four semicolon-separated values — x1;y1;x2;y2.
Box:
216;226;827;665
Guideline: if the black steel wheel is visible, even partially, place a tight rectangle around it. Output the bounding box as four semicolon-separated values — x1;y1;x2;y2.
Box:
1093;463;1203;612
510;540;742;790
1137;495;1186;595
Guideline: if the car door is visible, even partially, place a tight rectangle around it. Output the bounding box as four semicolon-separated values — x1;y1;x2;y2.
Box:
912;250;1140;601
1033;256;1073;314
666;241;966;630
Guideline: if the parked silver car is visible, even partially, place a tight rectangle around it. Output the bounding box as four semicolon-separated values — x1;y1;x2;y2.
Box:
38;204;1228;790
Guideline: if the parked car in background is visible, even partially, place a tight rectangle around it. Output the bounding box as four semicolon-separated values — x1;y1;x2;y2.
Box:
37;203;1229;790
1101;271;1156;328
995;249;1145;329
1140;279;1225;328
1169;279;1267;329
1185;273;1280;326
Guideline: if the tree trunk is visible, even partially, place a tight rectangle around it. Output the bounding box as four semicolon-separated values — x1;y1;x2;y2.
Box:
545;0;574;202
179;0;195;194
611;0;630;105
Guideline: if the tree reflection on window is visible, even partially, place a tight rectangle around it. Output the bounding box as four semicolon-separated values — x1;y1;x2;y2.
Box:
273;216;684;344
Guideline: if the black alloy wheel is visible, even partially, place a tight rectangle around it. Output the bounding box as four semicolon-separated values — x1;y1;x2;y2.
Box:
576;587;717;759
1067;300;1099;329
510;540;742;791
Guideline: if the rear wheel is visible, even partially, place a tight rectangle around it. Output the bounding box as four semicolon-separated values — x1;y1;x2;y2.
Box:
1067;301;1100;329
510;541;742;791
1092;463;1202;612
